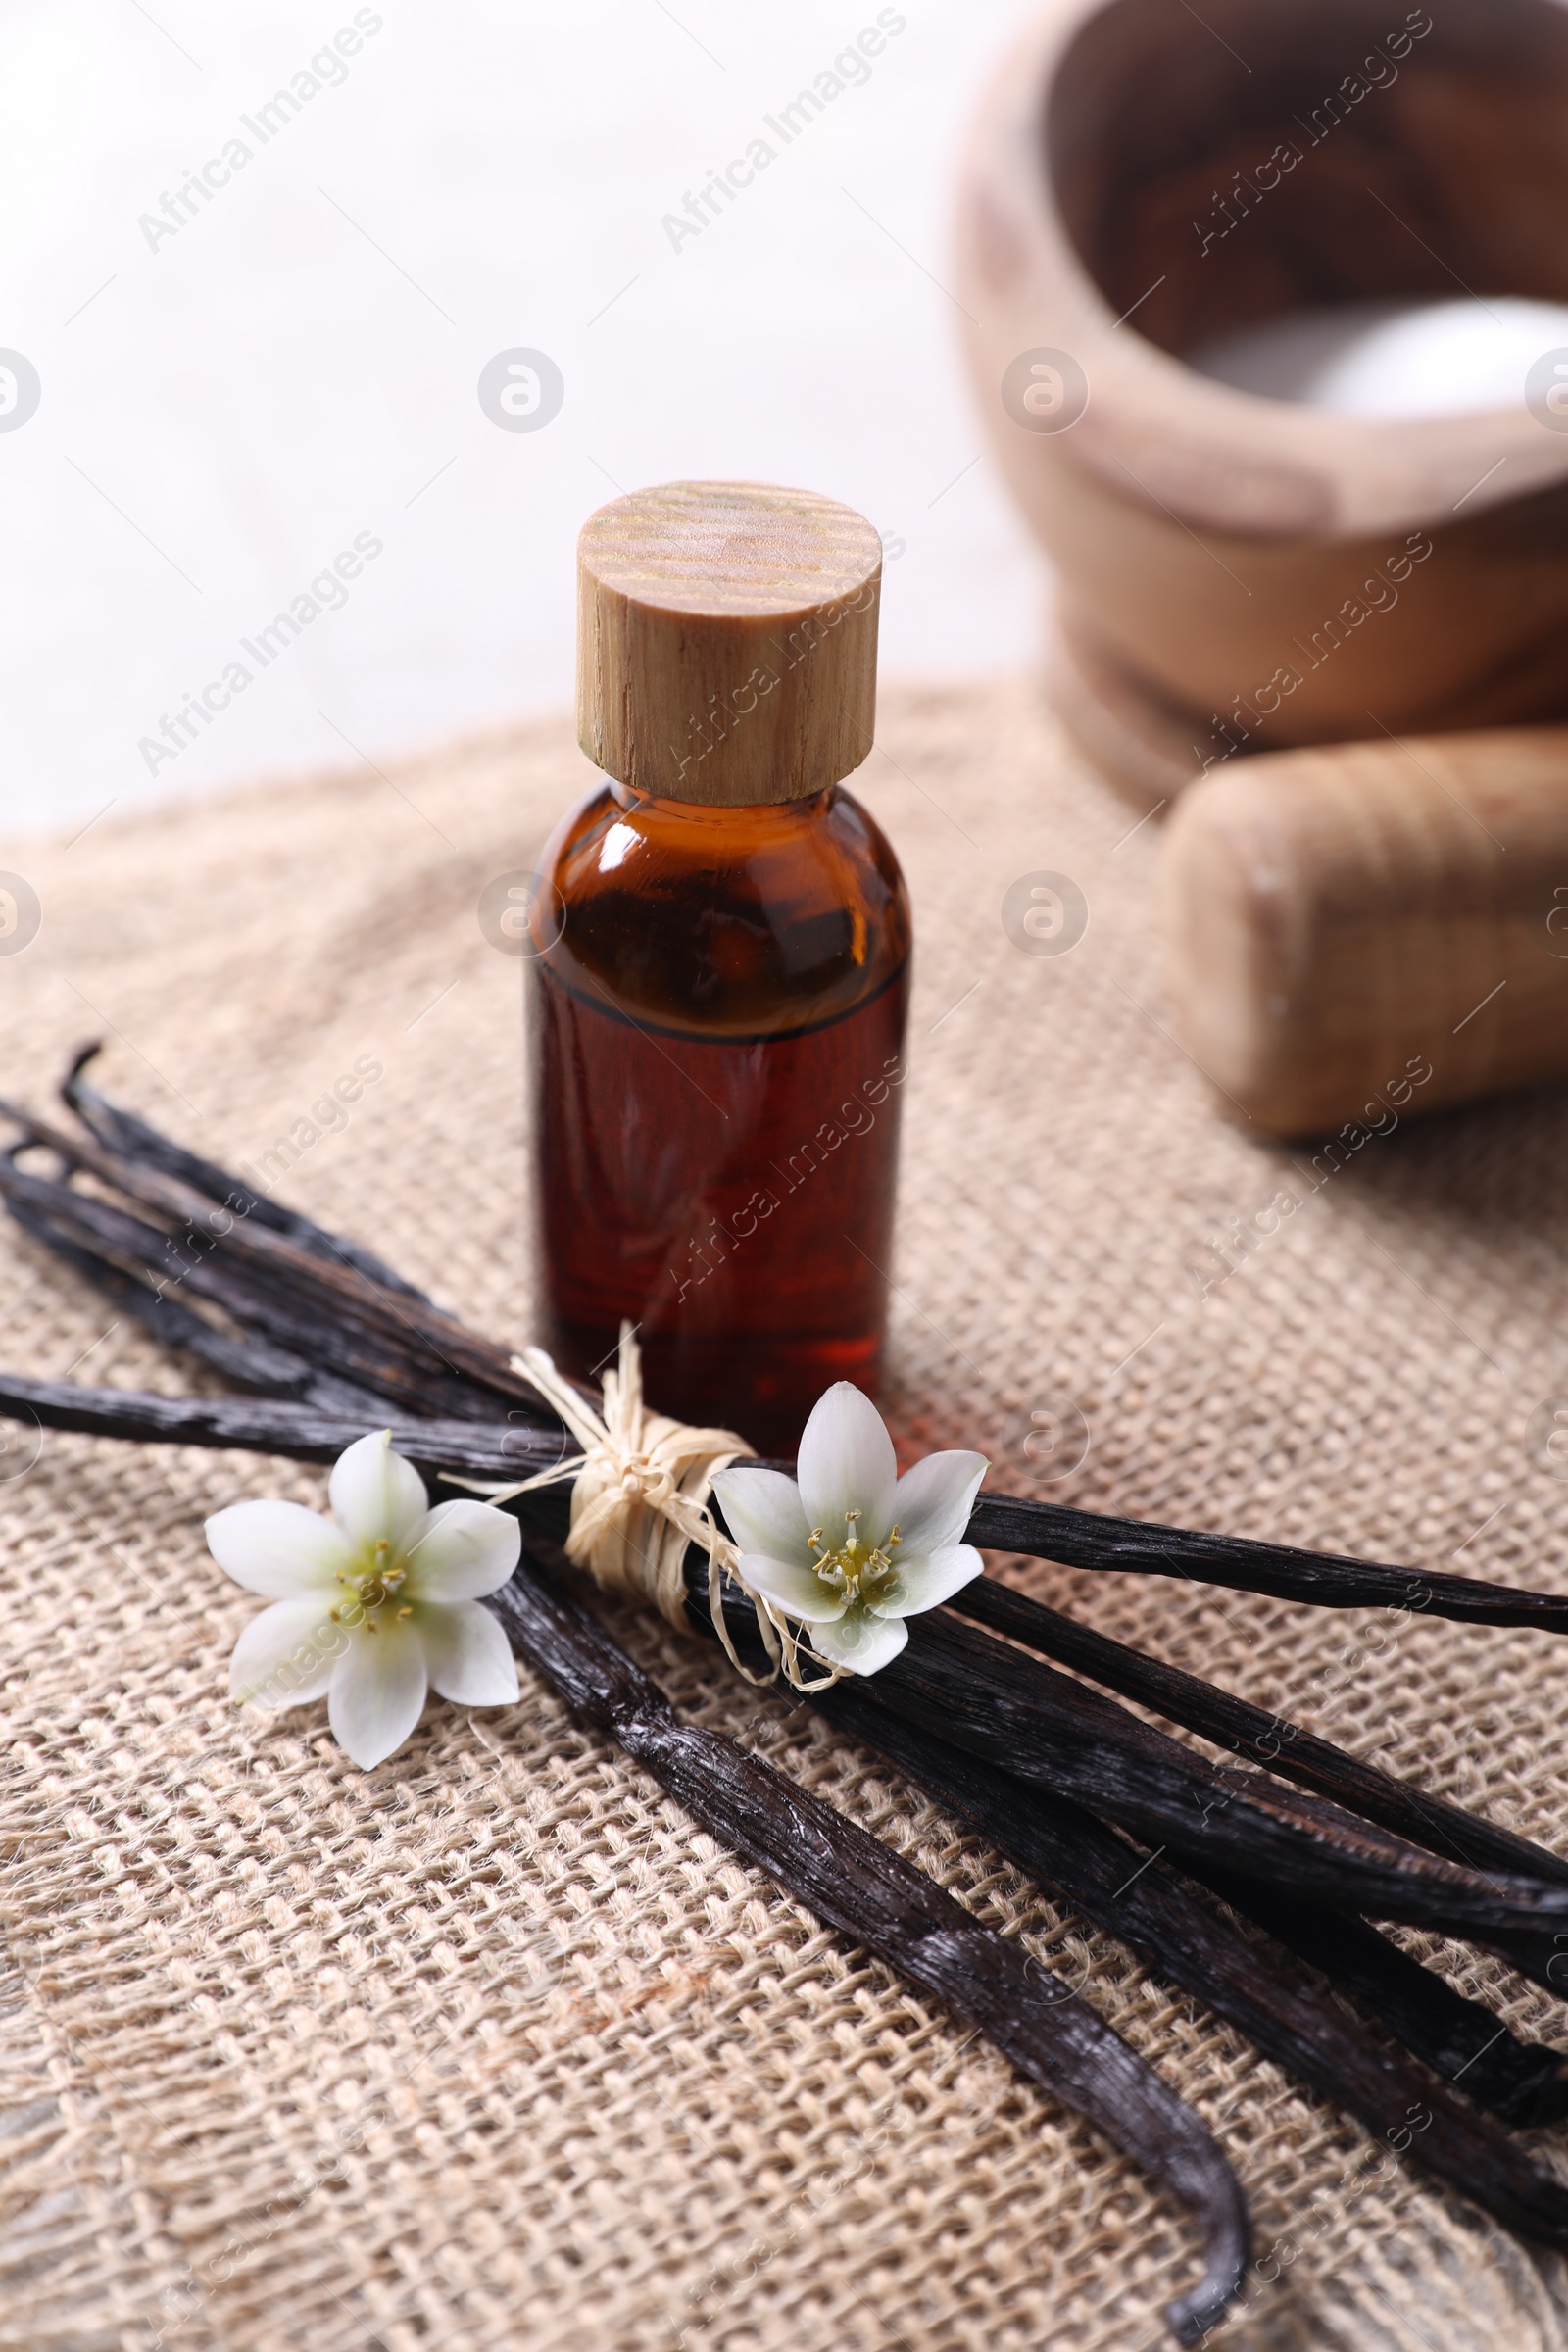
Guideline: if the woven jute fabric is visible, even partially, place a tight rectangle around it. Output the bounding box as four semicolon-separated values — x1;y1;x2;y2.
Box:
6;682;1568;2352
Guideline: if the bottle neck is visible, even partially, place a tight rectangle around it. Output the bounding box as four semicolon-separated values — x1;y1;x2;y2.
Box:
605;777;837;827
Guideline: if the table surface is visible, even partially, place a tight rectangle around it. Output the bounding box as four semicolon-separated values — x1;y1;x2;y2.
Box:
5;680;1568;2350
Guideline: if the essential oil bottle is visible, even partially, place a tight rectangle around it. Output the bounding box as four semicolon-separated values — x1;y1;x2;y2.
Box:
526;479;910;1452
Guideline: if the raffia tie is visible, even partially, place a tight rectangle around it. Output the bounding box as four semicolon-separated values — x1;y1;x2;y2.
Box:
470;1325;839;1689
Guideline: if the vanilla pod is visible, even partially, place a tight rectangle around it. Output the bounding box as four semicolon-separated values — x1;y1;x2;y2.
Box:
954;1580;1568;1893
490;1544;1249;2346
19;1069;1568;1639
803;1677;1568;2240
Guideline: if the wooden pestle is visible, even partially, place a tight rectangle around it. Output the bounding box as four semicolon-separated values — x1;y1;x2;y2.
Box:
1161;728;1568;1136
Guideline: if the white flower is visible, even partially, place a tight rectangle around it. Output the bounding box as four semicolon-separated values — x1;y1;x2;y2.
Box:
711;1384;987;1676
207;1430;521;1768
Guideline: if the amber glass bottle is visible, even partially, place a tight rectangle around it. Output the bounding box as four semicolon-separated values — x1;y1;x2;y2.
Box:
527;481;910;1452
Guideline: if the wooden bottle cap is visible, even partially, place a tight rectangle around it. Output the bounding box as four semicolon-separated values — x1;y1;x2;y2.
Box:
577;480;882;806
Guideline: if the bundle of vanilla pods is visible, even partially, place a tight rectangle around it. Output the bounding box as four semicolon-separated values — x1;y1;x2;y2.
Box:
6;1047;1568;2342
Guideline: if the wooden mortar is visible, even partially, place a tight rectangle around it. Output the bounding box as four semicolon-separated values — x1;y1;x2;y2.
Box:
956;0;1568;802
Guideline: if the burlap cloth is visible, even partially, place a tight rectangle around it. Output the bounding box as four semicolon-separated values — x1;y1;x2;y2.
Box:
6;681;1568;2352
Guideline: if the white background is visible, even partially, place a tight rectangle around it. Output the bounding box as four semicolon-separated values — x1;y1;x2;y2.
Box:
0;0;1045;836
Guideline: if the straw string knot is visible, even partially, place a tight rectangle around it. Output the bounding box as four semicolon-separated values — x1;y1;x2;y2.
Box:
470;1324;807;1685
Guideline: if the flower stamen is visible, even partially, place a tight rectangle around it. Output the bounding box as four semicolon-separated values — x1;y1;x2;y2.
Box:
807;1513;905;1606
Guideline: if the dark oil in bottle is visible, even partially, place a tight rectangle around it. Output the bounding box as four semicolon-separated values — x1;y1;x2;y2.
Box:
527;778;910;1453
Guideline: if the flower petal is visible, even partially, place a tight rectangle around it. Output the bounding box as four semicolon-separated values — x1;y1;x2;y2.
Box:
711;1466;810;1562
405;1500;521;1598
418;1600;520;1705
890;1451;988;1558
808;1607;908;1676
206;1499;355;1596
328;1430;429;1551
869;1544;985;1619
735;1551;848;1624
229;1598;343;1707
327;1616;428;1768
796;1383;897;1548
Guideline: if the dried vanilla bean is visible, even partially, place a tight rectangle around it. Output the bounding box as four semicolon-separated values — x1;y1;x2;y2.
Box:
2;1191;395;1417
1175;1861;1568;2129
489;1544;1250;2346
854;1607;1568;1945
0;1390;1252;2327
688;1580;1568;2134
0;1374;566;1487
8;1347;1568;1952
11;1361;1563;2156
0;1101;546;1421
796;1679;1568;2242
62;1041;432;1300
12;1072;1568;2159
0;1149;524;1425
964;1488;1568;1636
953;1581;1568;1893
16;1069;1568;1637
